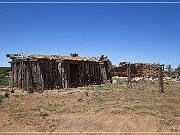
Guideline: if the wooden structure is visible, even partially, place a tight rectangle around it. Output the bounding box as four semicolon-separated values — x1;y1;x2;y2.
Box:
112;62;160;79
7;54;112;93
159;64;164;93
127;62;132;88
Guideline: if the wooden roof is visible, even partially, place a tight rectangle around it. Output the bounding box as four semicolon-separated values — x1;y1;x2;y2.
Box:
6;54;108;62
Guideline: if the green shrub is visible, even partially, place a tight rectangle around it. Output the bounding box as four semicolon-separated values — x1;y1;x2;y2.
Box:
84;91;89;96
0;75;11;86
0;92;9;104
0;95;4;103
33;106;49;116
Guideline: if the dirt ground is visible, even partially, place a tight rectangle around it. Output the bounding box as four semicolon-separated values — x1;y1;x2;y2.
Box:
0;79;180;135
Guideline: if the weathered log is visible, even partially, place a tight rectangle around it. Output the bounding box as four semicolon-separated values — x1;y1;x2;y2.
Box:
127;62;132;89
159;64;164;93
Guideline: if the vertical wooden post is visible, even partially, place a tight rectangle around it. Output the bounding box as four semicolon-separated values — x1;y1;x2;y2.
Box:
26;64;29;92
159;64;164;93
127;62;132;89
58;62;62;89
169;64;172;78
11;63;14;87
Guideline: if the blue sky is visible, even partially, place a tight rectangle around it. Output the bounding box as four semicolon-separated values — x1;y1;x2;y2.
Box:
0;1;180;67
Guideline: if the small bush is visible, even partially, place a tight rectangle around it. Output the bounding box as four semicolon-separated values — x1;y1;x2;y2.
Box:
0;95;4;103
159;118;174;126
3;92;9;98
172;112;180;117
33;106;49;116
0;75;11;86
38;108;49;116
84;91;89;96
0;92;9;104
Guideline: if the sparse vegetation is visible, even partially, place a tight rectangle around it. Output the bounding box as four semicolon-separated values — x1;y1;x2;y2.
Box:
124;106;136;111
13;94;24;98
111;109;125;114
84;91;89;96
0;67;11;74
0;75;11;86
0;95;4;104
0;78;180;132
33;106;49;116
159;118;175;126
136;111;157;117
0;92;9;104
0;67;11;86
172;111;180;117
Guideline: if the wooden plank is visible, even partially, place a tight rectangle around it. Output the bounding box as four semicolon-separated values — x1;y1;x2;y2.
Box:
11;63;14;87
37;62;44;92
58;62;62;89
62;63;65;88
67;63;70;88
159;65;164;93
127;62;132;89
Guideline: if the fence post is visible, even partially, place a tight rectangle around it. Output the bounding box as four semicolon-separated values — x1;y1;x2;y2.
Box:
159;64;164;93
127;62;132;89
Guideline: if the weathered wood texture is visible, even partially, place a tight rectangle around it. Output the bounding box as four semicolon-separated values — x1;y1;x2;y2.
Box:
10;59;111;92
112;62;161;79
127;63;132;88
159;64;164;93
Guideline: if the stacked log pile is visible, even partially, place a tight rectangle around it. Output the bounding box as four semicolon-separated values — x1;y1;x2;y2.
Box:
112;62;160;79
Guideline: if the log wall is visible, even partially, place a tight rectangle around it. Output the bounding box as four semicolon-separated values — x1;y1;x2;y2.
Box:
11;59;109;92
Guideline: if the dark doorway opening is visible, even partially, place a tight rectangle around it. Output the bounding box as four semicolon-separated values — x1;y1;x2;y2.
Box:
70;64;79;87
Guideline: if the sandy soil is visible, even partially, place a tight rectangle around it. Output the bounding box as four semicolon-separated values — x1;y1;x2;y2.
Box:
0;81;180;135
